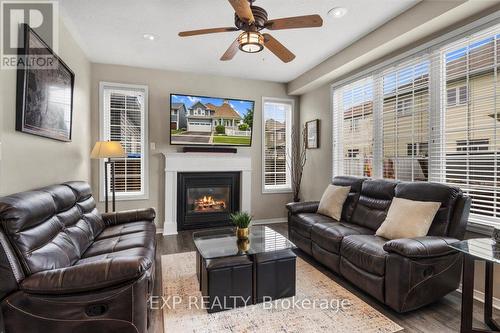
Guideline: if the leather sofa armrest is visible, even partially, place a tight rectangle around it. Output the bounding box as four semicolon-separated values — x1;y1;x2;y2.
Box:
101;208;156;226
20;257;152;295
383;236;460;259
286;201;320;214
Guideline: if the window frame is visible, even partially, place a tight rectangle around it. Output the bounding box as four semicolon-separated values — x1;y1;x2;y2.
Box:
98;81;149;201
261;97;294;194
330;19;500;229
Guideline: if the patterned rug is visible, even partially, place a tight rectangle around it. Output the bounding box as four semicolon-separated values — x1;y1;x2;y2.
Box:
161;252;403;333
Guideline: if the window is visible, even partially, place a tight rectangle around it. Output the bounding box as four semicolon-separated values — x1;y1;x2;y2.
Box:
333;77;374;177
332;23;500;228
456;139;489;152
382;57;430;181
396;97;413;116
99;82;148;200
442;28;500;224
446;85;468;106
262;98;293;193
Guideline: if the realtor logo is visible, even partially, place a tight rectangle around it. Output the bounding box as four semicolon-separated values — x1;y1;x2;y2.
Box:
1;0;58;69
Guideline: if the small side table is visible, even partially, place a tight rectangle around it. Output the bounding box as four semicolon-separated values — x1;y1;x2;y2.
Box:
449;238;500;333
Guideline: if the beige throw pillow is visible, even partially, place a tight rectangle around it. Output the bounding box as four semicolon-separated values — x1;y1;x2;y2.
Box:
375;197;441;240
317;185;351;221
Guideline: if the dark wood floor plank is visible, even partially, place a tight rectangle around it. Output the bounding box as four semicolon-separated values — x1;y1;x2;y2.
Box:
150;223;498;333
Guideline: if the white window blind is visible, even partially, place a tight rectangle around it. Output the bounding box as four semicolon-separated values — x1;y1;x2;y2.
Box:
333;77;374;177
100;83;148;199
381;56;431;182
262;98;292;192
332;22;500;228
438;26;500;227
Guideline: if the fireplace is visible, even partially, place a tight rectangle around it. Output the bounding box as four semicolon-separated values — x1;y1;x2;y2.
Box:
177;172;240;230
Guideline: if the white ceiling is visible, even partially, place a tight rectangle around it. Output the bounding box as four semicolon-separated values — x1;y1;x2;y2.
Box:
60;0;420;83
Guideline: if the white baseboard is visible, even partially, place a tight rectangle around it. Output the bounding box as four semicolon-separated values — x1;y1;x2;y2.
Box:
155;228;163;234
253;218;287;225
457;285;500;310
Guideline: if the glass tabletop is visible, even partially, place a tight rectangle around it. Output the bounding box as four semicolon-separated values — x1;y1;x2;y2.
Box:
448;238;500;264
193;225;296;259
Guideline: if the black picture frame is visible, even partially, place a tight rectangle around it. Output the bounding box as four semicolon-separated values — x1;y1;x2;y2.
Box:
306;119;320;149
16;24;75;142
169;93;255;147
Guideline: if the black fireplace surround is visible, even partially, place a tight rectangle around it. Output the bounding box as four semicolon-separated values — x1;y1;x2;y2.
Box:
177;172;240;230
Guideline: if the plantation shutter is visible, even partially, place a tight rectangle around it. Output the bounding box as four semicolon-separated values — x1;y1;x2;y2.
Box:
263;99;292;191
102;85;147;197
380;55;431;182
332;77;374;177
436;26;500;227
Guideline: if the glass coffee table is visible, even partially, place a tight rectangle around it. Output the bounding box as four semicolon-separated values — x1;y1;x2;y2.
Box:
193;226;297;312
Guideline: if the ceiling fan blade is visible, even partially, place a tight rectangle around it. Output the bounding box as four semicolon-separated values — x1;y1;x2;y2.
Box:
178;27;238;37
265;14;323;30
228;0;255;23
220;38;240;61
263;33;295;63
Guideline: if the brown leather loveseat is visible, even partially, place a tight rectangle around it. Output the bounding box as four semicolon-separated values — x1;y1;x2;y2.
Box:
287;176;471;313
0;181;156;333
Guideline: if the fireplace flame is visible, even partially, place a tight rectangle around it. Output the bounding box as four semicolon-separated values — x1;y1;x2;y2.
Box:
194;195;226;211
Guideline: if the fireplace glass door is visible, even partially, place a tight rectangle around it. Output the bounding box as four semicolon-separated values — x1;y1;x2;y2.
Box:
177;172;240;230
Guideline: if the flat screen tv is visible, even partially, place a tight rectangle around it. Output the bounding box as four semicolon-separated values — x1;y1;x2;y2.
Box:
170;94;254;146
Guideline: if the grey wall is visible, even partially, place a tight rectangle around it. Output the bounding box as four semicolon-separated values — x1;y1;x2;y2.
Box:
0;20;91;196
299;84;332;202
90;64;298;228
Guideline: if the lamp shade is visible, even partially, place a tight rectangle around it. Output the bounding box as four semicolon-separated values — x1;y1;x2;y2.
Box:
90;141;126;159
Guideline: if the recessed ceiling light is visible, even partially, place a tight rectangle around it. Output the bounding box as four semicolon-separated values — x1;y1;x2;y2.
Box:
328;7;348;18
143;33;156;41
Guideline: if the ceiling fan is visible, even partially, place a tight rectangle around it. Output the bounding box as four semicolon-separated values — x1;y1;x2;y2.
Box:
178;0;323;63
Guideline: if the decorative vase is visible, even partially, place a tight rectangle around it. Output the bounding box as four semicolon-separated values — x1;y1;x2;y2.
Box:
237;238;250;253
236;227;249;240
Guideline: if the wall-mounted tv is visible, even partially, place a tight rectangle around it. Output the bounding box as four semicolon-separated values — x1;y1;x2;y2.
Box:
170;94;254;147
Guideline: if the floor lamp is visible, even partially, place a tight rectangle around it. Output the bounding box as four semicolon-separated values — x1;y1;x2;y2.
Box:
91;141;126;213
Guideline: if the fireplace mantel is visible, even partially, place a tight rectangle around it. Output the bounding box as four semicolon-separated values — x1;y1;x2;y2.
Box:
162;152;252;235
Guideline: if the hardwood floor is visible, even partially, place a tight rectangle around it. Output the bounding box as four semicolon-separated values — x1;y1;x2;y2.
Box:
149;223;498;333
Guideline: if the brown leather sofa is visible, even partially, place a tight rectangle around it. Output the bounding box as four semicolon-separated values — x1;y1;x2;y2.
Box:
0;181;156;333
287;176;471;313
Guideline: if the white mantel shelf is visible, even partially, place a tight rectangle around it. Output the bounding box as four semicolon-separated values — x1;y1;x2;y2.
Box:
161;152;252;235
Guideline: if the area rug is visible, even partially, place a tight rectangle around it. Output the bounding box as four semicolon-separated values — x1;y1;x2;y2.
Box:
161;252;403;333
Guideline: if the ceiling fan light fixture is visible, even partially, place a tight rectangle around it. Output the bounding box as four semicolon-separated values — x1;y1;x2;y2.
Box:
238;31;264;53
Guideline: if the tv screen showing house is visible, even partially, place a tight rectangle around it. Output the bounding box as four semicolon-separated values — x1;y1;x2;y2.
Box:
170;94;254;146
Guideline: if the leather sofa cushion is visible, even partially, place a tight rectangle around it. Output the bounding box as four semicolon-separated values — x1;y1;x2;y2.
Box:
76;246;155;265
82;230;156;258
311;222;373;254
0;182;104;274
395;182;462;237
350;179;397;231
96;221;156;240
21;256;152;294
332;176;365;222
290;213;335;238
341;235;388;276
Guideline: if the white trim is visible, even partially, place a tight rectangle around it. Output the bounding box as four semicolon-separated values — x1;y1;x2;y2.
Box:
457;285;500;310
261;97;295;194
155;228;164;235
98;82;150;202
252;217;287;225
161;152;252;236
